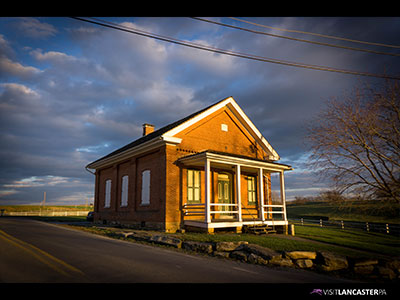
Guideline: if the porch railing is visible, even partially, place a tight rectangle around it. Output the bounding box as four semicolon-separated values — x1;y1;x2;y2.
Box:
210;203;239;215
183;203;286;221
263;204;285;220
183;203;205;216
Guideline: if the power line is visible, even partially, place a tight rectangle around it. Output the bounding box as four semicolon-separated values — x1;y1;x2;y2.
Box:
229;17;400;49
191;17;400;57
70;17;400;80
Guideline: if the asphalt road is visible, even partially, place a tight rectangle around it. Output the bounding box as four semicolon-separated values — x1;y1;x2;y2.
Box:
0;217;355;283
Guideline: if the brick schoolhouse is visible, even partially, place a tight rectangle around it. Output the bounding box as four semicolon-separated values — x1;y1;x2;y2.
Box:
86;96;292;233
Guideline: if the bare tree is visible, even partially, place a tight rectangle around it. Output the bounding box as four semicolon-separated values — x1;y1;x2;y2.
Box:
307;80;400;203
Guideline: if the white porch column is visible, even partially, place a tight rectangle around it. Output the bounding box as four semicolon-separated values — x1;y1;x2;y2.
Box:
259;168;265;221
205;158;211;223
236;164;242;222
280;171;287;221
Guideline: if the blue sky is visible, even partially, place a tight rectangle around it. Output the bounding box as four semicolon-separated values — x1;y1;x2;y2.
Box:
1;16;399;205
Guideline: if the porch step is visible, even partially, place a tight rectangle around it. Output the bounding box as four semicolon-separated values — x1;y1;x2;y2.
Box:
243;224;276;235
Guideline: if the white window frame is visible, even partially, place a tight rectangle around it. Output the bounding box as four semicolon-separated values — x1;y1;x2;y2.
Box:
121;175;128;207
105;179;111;208
141;170;150;205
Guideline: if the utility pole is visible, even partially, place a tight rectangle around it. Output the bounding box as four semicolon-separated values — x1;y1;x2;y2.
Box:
43;191;46;207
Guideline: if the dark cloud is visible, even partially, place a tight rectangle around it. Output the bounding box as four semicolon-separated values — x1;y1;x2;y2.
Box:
0;17;399;204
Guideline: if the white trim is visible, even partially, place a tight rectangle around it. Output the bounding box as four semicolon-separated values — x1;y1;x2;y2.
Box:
280;171;287;221
226;100;279;160
259;168;265;221
205;159;211;223
236;164;242;222
86;136;181;170
163;97;232;137
179;151;292;172
162;97;279;160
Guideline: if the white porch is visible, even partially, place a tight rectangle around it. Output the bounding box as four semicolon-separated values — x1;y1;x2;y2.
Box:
179;151;292;233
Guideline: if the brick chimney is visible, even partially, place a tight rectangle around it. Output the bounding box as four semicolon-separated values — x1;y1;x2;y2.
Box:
142;123;155;136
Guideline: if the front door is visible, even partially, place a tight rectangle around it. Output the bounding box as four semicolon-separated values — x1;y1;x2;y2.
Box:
217;173;232;217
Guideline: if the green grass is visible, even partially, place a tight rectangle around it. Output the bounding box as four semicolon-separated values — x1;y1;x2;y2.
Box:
69;224;397;259
286;200;400;224
293;225;400;258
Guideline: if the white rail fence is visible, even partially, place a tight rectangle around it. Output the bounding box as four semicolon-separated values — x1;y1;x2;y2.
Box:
290;218;400;236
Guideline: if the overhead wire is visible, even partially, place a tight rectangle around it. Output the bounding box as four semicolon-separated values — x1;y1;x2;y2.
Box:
70;17;400;80
229;17;400;49
191;17;400;57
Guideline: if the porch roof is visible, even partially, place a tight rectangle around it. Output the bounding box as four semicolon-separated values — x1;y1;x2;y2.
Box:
178;150;293;172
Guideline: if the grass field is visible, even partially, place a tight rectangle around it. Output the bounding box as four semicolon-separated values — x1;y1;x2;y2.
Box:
286;200;400;224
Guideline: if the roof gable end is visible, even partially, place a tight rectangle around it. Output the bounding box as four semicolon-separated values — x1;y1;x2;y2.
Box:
162;96;279;160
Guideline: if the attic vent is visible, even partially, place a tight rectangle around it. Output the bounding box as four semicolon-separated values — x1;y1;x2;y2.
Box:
221;124;228;132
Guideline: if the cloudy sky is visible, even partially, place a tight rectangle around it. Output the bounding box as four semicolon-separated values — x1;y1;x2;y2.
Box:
0;16;399;205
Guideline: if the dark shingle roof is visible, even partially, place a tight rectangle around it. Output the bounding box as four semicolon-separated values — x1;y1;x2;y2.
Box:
87;97;231;167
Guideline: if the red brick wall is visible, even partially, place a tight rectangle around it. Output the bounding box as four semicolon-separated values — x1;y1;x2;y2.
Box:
94;105;275;232
94;149;166;230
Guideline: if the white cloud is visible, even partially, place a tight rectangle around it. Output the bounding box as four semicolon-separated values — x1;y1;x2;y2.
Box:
0;56;41;78
14;17;57;39
31;49;79;64
0;82;40;97
4;176;69;188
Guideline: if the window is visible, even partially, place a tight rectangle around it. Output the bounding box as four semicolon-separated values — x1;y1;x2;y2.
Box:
141;170;150;205
105;179;111;208
187;169;201;203
121;175;128;207
247;176;257;205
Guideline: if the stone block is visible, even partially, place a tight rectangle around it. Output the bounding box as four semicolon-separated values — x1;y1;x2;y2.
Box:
230;250;248;261
318;251;348;271
285;251;317;260
353;258;378;267
248;253;268;265
295;259;313;269
215;241;248;252
150;235;182;248
354;265;374;275
269;256;294;267
182;241;213;254
377;266;396;280
213;251;230;258
239;243;281;260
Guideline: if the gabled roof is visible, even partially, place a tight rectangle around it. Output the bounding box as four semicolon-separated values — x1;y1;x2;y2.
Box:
86;96;279;169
